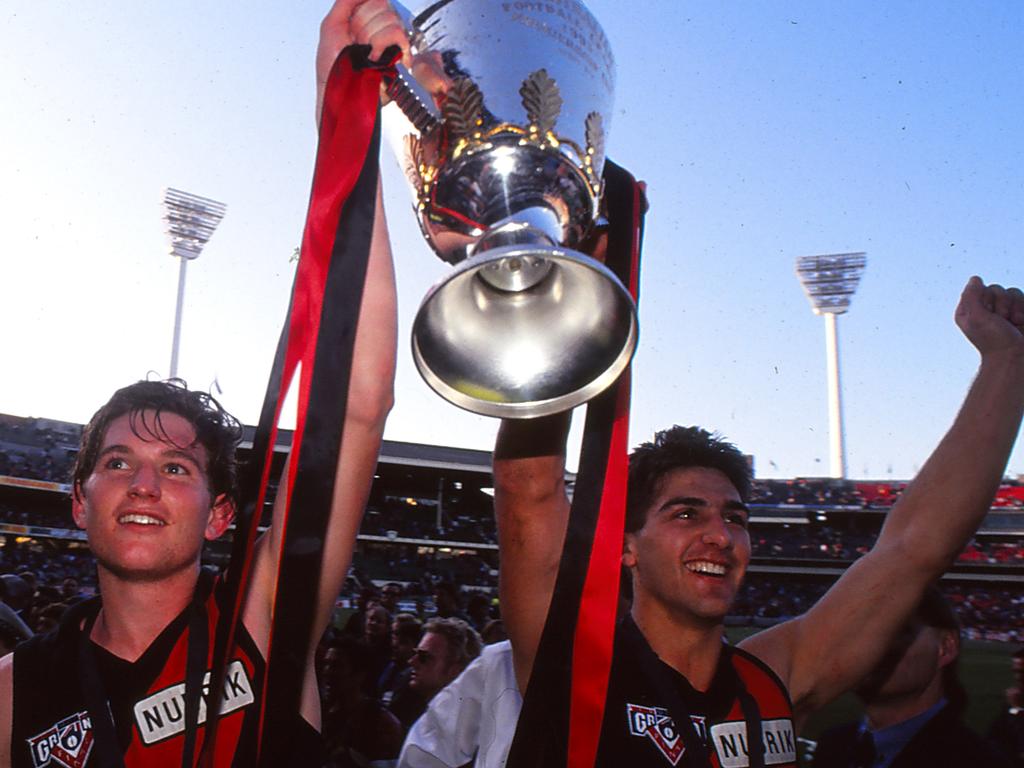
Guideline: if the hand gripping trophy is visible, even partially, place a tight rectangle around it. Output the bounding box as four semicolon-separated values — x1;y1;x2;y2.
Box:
387;0;636;418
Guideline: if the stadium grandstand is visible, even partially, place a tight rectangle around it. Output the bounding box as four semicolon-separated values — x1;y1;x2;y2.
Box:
2;411;1023;643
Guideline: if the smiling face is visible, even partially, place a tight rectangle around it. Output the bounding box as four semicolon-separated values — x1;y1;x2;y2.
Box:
71;411;234;583
623;466;751;627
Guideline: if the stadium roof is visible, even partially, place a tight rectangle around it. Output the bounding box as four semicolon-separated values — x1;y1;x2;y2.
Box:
240;426;493;475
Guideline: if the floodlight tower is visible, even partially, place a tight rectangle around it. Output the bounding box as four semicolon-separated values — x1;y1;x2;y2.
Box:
795;252;866;479
162;188;227;379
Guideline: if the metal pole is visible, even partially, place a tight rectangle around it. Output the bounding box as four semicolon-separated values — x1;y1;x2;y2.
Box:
169;256;189;379
824;312;846;478
436;477;444;532
161;188;226;381
795;252;865;481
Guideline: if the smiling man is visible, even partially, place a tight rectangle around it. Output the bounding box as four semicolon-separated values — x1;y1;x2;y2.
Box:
0;1;409;763
493;276;1024;767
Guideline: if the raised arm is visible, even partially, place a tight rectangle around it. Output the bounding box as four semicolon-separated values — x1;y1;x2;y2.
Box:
315;0;411;123
244;0;405;725
742;277;1024;721
493;414;573;690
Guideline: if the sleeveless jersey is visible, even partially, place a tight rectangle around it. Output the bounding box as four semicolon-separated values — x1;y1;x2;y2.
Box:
595;618;797;768
11;573;317;767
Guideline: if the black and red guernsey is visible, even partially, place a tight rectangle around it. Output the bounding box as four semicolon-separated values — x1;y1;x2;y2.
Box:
594;617;797;768
11;573;319;767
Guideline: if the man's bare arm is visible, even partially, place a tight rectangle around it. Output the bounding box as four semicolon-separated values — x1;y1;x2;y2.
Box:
742;277;1024;721
244;0;405;726
493;414;573;691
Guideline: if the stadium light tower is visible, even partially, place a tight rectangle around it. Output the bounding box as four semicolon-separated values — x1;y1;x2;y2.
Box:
796;252;867;479
162;188;227;379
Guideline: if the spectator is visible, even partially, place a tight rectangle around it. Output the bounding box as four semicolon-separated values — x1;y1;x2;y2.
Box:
0;604;32;657
393;617;482;732
989;647;1024;767
0;576;32;626
344;585;381;638
319;635;403;768
813;587;1010;767
379;613;421;704
380;582;403;614
481;619;507;645
398;640;519;768
466;592;491;631
431;582;469;623
362;603;392;697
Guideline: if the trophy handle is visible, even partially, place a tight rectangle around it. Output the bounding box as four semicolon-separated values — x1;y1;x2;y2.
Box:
385;66;441;135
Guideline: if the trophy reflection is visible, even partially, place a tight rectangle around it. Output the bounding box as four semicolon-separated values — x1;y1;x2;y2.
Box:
387;0;637;419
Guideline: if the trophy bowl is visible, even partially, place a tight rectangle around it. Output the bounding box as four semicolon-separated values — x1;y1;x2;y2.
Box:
389;0;637;418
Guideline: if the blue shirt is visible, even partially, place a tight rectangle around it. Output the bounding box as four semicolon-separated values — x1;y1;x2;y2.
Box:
860;698;948;768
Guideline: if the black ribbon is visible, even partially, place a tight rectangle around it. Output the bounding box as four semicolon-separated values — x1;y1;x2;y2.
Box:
77;569;214;768
505;159;644;768
257;98;382;768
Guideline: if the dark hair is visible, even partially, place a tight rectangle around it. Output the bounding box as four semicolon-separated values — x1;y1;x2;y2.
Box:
626;426;751;533
916;585;967;718
322;634;373;686
435;581;459;599
423;617;482;669
392;612;423;645
72;379;243;506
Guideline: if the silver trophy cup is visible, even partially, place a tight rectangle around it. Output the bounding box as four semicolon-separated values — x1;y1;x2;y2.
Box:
388;0;637;418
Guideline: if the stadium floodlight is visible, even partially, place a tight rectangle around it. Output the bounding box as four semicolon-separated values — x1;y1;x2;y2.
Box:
162;188;227;379
796;252;867;480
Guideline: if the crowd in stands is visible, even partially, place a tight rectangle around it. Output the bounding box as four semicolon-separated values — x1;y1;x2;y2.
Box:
0;504;77;530
362;498;498;544
750;525;874;560
730;576;1024;643
315;577;502;766
0;414;80;482
751;526;1024;564
357;545;498;589
749;478;866;506
0;544;95;652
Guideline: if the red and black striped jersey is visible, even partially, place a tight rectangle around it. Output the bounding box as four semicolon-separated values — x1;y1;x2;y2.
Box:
12;574;320;767
595;618;797;768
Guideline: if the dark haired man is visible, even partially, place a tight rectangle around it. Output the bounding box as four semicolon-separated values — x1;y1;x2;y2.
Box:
0;0;409;764
813;587;1010;768
494;277;1024;765
432;582;470;623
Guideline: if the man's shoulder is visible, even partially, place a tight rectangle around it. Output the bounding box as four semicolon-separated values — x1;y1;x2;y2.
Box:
452;641;517;700
15;597;97;666
905;708;1011;764
479;639;513;665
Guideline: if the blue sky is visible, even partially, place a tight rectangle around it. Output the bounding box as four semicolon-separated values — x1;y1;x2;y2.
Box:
1;1;1022;480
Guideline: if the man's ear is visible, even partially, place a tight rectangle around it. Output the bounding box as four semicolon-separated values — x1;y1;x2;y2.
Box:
205;495;236;540
937;629;959;669
71;483;87;530
622;533;638;569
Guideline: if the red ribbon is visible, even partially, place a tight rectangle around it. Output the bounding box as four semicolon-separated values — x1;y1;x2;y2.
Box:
201;49;390;766
567;179;643;768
